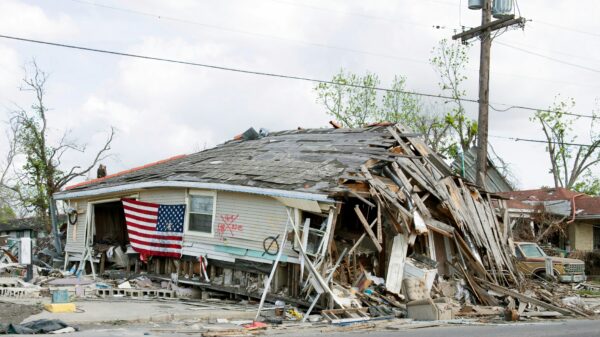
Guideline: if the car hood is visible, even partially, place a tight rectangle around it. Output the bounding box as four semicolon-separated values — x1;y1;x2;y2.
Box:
525;257;584;264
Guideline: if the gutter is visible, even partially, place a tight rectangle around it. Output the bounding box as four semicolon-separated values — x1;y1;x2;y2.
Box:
53;180;335;203
567;193;585;224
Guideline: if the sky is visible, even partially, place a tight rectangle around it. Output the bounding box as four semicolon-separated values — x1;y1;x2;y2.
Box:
0;0;598;190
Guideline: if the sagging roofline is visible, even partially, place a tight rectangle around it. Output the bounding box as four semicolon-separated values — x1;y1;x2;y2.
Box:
53;180;336;203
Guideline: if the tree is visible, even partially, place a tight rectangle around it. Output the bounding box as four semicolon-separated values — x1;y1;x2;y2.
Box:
314;70;379;128
430;39;477;158
533;96;600;191
0;204;16;223
314;70;454;155
0;119;19;222
8;61;115;253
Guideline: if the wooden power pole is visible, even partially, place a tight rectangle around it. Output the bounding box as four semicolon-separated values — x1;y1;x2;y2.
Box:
452;0;525;188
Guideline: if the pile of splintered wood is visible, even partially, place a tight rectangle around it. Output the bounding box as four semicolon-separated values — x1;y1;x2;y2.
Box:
336;124;588;316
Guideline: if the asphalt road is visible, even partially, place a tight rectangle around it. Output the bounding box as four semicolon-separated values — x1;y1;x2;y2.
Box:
290;320;600;337
38;319;600;337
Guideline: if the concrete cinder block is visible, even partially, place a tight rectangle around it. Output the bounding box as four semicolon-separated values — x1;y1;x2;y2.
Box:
0;277;19;288
0;287;40;298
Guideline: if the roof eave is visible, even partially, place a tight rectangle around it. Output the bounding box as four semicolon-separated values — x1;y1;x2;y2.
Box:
54;180;336;203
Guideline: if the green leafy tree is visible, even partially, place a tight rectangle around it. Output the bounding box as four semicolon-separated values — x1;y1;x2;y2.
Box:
314;70;453;155
430;39;477;157
533;96;600;191
0;204;16;223
315;70;379;128
8;61;115;253
573;172;600;196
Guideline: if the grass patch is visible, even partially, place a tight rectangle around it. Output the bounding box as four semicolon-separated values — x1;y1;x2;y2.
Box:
576;289;600;296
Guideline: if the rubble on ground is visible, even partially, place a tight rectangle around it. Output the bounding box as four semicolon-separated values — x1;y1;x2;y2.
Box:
1;124;599;334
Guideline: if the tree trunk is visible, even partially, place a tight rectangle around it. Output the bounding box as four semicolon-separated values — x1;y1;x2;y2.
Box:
48;193;62;256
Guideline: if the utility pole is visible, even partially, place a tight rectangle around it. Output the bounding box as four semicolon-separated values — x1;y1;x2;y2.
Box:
475;0;492;188
453;0;525;188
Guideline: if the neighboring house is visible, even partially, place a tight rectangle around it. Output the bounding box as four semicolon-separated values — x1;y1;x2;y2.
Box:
499;188;600;251
0;217;50;239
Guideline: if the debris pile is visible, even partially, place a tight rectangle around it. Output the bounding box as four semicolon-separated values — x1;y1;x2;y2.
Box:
276;124;595;324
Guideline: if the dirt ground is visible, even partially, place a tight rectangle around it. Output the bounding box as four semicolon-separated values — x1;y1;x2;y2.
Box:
0;300;42;324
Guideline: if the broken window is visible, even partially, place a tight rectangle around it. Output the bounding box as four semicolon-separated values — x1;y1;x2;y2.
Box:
187;193;215;235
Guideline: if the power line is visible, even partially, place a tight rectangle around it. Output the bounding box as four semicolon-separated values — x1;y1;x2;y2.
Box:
1;33;597;120
488;102;597;119
266;0;447;28
496;41;600;74
536;20;600;39
498;40;600;65
490;135;597;148
68;0;600;90
66;0;439;65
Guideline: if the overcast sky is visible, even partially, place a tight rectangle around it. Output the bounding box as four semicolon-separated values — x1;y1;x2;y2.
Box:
0;0;598;190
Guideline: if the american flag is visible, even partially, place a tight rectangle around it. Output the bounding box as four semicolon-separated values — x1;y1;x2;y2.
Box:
122;199;185;258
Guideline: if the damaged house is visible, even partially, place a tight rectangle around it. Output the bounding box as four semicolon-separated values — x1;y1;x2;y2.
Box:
53;124;538;315
500;188;600;252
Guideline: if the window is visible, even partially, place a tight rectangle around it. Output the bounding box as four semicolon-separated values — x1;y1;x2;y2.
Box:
187;193;215;234
514;247;523;259
519;244;545;258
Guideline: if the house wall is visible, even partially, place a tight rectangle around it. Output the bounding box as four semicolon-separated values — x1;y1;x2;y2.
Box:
139;188;299;263
569;221;594;251
64;187;303;263
64;199;89;254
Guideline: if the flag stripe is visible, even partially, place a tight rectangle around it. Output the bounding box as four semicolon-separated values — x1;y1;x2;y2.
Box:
130;243;182;255
126;224;183;237
127;228;183;241
123;204;158;217
123;208;158;221
129;237;182;249
123;199;161;209
126;217;159;229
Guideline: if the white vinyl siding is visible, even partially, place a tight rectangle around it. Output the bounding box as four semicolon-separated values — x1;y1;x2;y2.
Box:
63;188;299;262
64;199;88;254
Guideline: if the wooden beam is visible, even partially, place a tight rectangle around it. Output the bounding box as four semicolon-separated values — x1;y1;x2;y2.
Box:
452;16;525;42
478;279;580;317
349;190;376;208
354;205;383;252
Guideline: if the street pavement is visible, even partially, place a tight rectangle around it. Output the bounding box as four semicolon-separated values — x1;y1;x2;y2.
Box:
13;319;598;337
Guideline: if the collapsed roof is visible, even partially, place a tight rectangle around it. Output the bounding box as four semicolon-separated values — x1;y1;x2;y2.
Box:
57;125;434;198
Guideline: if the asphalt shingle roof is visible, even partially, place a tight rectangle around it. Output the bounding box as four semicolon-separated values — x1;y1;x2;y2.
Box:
60;126;409;196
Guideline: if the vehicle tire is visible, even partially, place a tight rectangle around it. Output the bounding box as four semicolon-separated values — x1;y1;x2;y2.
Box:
534;270;558;282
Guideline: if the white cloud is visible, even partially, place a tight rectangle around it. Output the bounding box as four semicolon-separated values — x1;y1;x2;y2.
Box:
0;0;77;39
1;0;599;189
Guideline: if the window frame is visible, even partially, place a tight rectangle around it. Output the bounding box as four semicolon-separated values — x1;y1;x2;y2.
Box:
185;190;217;237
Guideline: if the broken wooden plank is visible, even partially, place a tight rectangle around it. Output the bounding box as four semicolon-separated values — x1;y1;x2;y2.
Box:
376;201;383;243
346;219;377;257
385;234;409;294
354;205;383;252
519;311;563;318
349;190;376;208
478;279;579;317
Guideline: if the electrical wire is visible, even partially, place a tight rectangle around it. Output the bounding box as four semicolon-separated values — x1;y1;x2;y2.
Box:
495;41;600;74
266;0;447;28
536;20;600;39
490;135;598;148
1;33;598;120
67;0;600;90
66;0;444;65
